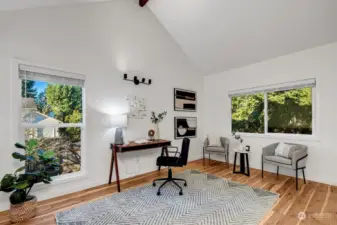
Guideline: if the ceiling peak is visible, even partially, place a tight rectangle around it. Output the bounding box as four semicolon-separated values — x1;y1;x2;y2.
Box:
139;0;149;7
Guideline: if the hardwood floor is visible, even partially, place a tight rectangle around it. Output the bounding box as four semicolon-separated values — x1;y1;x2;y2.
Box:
0;159;335;225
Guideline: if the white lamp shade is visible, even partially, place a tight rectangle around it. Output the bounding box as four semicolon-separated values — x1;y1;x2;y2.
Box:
103;114;128;128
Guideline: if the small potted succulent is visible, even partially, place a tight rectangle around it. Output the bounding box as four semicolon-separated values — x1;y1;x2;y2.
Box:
0;140;60;223
150;111;167;140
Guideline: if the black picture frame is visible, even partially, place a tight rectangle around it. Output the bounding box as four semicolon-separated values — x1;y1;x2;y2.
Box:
174;88;197;112
174;117;197;139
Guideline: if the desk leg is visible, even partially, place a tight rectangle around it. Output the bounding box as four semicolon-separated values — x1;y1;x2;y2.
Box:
114;145;121;192
108;147;114;185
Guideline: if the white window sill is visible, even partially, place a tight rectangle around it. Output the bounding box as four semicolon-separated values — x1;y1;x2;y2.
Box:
33;170;88;191
235;132;320;142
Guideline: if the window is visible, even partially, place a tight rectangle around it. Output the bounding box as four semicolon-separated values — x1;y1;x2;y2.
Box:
19;64;85;176
267;88;312;134
230;79;315;135
231;93;265;133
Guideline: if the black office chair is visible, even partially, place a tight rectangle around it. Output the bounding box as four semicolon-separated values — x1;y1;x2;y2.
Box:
153;138;190;196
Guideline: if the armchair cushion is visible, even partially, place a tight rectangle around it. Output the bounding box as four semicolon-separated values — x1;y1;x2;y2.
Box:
156;156;184;167
275;143;297;159
265;155;292;165
207;135;219;146
205;146;225;152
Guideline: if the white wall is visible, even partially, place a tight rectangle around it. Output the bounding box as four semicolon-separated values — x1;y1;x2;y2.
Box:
0;0;204;211
204;42;337;186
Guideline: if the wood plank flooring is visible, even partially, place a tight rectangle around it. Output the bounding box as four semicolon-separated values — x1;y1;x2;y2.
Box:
0;159;335;225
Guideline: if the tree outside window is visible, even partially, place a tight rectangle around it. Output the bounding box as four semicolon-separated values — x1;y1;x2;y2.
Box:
231;87;313;135
21;78;83;175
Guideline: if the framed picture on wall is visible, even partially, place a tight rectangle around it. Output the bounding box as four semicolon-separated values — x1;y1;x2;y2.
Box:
174;117;197;139
174;88;197;112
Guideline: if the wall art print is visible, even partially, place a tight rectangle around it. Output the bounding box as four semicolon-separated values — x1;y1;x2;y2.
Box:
174;117;197;139
174;88;197;112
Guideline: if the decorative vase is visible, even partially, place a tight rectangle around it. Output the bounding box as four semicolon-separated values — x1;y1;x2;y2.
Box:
155;123;160;140
9;196;37;223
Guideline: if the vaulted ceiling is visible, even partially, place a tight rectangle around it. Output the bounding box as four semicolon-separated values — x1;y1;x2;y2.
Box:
0;0;111;11
148;0;337;74
0;0;336;75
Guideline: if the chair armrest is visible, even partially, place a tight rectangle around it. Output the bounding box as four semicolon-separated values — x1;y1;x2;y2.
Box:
204;138;209;148
262;143;278;157
291;148;308;169
167;146;179;157
168;151;181;157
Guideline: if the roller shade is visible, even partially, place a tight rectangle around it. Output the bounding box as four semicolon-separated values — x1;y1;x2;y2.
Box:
228;79;316;97
19;64;85;87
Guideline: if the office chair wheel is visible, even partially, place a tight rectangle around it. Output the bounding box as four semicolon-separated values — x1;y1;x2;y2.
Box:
184;183;187;187
157;191;161;196
179;191;183;196
152;182;156;187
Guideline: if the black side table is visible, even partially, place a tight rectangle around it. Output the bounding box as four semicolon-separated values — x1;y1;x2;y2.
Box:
233;149;250;176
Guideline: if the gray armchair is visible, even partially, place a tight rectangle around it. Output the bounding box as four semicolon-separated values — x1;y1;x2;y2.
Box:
262;142;308;190
203;137;229;165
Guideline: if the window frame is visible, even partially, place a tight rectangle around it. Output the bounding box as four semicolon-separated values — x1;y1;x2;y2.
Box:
229;84;317;140
11;59;87;185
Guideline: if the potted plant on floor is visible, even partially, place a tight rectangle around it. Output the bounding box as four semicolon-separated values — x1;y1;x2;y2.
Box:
0;139;60;223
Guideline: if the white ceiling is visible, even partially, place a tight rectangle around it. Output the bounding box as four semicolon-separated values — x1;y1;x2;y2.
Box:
148;0;337;74
0;0;111;11
0;0;336;75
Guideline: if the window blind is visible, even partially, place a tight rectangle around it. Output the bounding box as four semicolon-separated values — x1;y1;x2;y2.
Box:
228;79;316;97
19;64;85;87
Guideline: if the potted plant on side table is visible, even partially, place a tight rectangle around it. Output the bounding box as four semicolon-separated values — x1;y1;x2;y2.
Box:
0;139;60;223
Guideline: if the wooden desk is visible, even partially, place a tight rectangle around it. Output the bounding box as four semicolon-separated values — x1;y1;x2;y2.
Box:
109;139;172;192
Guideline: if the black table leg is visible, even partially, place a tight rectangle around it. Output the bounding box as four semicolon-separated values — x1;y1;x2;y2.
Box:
246;153;250;176
233;152;237;173
233;152;250;176
240;153;245;173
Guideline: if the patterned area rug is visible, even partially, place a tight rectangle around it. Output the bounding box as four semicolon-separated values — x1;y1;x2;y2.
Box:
56;170;278;225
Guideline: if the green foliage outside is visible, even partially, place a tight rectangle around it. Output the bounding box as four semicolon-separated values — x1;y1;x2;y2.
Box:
22;82;82;142
21;80;37;99
45;85;82;123
232;88;312;134
232;93;265;133
45;84;82;142
21;81;83;174
35;91;51;115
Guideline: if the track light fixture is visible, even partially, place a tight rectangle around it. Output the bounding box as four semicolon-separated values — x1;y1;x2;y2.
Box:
123;74;152;86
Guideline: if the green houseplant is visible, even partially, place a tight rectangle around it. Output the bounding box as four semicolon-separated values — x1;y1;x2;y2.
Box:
0;139;60;223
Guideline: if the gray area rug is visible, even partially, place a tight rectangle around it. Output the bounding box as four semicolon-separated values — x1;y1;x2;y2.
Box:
56;170;278;225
